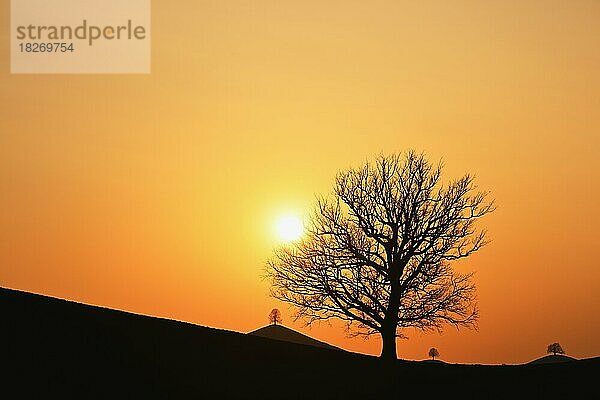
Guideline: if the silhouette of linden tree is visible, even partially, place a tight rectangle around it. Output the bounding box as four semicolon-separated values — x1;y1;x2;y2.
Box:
266;152;495;360
547;342;565;355
429;348;440;360
269;308;283;325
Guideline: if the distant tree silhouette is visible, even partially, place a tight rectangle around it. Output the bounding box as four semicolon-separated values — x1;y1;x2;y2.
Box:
267;152;495;360
269;308;283;325
429;348;440;360
547;342;565;355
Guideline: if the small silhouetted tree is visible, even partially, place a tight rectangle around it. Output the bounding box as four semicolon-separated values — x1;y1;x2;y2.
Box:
269;308;283;325
267;152;495;360
547;342;565;355
429;348;440;360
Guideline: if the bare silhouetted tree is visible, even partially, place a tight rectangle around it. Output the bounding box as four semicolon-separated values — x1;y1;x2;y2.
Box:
266;152;495;360
547;342;565;355
429;347;440;360
269;308;283;325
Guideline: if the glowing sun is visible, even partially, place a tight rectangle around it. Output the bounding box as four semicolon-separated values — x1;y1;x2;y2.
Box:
275;215;304;242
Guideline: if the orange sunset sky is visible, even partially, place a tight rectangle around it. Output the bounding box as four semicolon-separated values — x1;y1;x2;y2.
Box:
1;1;599;364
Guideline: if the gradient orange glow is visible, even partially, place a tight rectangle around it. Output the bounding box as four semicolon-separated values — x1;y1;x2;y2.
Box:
1;1;599;364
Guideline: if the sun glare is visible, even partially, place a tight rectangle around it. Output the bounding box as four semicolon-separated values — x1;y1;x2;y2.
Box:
275;215;304;242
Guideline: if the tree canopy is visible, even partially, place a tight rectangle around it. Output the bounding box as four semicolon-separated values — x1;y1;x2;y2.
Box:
547;342;565;355
267;152;494;359
269;308;283;325
428;348;440;360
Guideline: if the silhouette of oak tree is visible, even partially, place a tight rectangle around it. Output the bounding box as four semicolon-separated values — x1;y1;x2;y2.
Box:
269;308;283;325
429;348;440;360
267;152;494;359
547;342;565;355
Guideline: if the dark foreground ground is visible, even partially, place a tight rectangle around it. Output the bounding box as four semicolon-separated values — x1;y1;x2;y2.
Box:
2;287;597;399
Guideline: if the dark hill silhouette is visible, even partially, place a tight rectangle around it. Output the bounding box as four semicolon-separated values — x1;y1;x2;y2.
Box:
528;354;578;365
2;286;598;399
421;359;447;364
248;324;340;350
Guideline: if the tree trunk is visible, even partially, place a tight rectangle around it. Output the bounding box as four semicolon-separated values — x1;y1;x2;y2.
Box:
380;326;397;360
380;263;402;360
380;280;401;360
